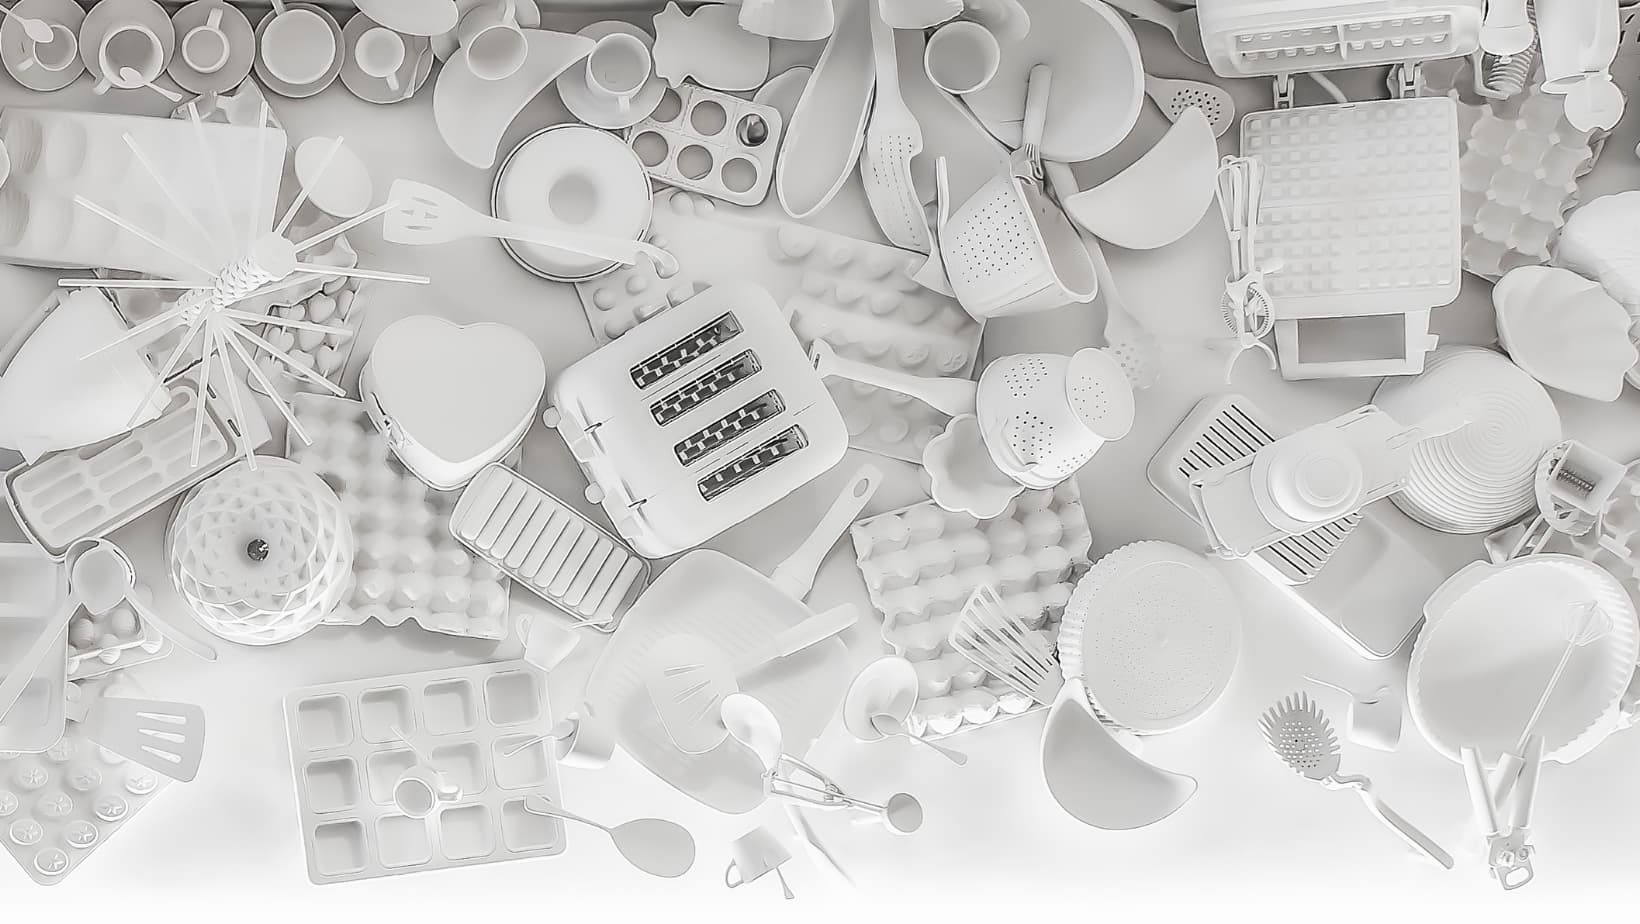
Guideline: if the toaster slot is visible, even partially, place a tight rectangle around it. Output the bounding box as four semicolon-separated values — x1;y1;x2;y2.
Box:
675;390;785;466
630;311;743;390
650;350;762;426
698;425;806;501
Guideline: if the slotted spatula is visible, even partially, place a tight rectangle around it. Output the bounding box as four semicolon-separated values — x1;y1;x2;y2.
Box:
79;697;206;782
383;179;679;273
859;0;931;251
645;604;858;754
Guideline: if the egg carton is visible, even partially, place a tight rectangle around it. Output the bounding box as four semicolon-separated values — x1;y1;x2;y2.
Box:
848;483;1093;737
449;464;647;633
627;84;784;206
1243;97;1462;320
3;381;237;560
0;108;285;278
286;395;510;641
283;661;564;885
251;276;369;397
65;583;171;682
577;188;983;462
0;720;169;885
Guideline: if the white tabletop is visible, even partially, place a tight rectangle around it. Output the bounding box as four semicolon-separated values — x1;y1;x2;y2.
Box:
10;7;1640;912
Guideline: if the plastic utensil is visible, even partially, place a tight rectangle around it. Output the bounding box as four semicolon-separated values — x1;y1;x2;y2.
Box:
949;584;1062;704
808;340;977;417
861;0;930;252
1144;75;1234;137
644;604;858;754
777;0;875;219
1;4;54;43
1261;693;1454;868
880;0;961;29
78;696;206;782
720;691;783;773
1042;678;1197;830
1103;0;1207;63
76;540;218;662
738;0;834;41
869;713;967;766
1489;601;1613;796
384;178;678;275
120;64;180;100
1059;107;1218;251
523;797;695;879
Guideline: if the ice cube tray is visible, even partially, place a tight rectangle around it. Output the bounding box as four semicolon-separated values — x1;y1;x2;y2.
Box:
65;583;170;682
3;382;236;560
0;108;284;278
1196;0;1483;79
1453;76;1600;280
576;188;983;462
628;85;784;206
1242;97;1462;320
848;483;1093;737
283;661;563;885
0;721;168;885
286;395;510;641
1147;394;1441;659
449;464;649;633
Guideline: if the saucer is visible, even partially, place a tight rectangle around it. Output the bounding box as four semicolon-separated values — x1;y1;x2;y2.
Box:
1;0;85;92
556;21;666;131
167;0;253;96
430;0;540;61
338;12;434;104
79;0;175;90
492;124;653;281
251;2;343;99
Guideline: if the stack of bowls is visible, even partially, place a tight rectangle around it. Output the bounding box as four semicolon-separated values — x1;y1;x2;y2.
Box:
1374;346;1562;534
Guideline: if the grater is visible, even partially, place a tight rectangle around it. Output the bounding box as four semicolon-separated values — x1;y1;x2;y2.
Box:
1149;395;1442;659
544;283;847;558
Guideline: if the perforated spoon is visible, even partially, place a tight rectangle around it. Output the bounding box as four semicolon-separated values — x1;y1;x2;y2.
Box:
523;797;696;878
1144;75;1234;138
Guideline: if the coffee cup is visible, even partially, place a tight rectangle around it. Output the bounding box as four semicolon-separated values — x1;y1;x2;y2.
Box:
93;23;162;94
355;25;404;90
583;31;650;116
725;827;794;896
16;22;76;74
925;20;1001;96
181;7;230;74
458;0;525;81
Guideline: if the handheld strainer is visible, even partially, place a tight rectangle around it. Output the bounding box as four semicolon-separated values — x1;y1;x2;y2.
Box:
1261;693;1454;868
975;348;1135;488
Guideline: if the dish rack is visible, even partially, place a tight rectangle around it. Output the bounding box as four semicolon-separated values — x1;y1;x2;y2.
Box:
544;282;847;558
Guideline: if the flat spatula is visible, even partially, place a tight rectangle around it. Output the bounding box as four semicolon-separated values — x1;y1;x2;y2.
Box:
81;697;207;782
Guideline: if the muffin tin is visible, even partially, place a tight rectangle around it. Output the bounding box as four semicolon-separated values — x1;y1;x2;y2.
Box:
0;721;168;885
849;483;1093;737
576;188;982;463
283;661;564;884
286;395;511;641
627;84;784;206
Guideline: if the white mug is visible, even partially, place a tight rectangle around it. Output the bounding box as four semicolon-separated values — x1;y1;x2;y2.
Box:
181;7;230;74
16;22;77;74
725;827;794;894
260;7;336;86
355;26;404;90
458;0;525;81
94;23;162;94
583;32;650;116
925;20;1001;96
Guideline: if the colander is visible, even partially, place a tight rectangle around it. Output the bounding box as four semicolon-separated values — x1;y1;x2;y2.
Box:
975;348;1134;488
938;64;1097;319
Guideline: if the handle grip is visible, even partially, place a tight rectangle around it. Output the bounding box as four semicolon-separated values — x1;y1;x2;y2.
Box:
770;464;882;599
1358;789;1454;869
738;603;858;674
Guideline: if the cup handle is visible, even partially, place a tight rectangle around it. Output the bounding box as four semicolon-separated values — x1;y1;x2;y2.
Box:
725;862;745;888
384;70;400;91
15;54;32;72
205;6;222;29
92;73;110;93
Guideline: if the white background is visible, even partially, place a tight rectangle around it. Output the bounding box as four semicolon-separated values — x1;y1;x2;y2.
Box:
8;3;1640;914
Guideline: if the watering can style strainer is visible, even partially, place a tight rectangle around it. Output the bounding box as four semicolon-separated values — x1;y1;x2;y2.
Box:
975;348;1134;489
938;65;1097;320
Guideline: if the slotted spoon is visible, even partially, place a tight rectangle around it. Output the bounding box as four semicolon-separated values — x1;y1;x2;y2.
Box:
860;0;930;251
1145;74;1234;138
383;179;679;274
1261;693;1454;868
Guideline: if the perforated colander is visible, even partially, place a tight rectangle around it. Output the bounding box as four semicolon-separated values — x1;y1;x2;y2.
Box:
976;348;1134;488
937;65;1097;319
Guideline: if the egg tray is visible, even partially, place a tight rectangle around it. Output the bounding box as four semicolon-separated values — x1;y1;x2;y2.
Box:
286;395;511;642
848;482;1093;737
3;382;237;560
283;660;564;885
65;583;171;682
0;107;285;278
627;84;784;206
576;188;982;463
0;720;169;885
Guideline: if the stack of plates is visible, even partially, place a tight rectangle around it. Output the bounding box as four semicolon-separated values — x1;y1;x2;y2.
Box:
1374;346;1562;534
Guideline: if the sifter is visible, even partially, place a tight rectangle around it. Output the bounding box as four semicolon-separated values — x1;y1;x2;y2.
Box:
975;348;1134;488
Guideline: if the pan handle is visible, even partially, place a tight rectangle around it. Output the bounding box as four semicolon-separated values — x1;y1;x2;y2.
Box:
770;464;883;599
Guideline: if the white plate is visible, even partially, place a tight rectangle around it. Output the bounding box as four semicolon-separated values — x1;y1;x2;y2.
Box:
251;3;343;99
432;27;594;169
